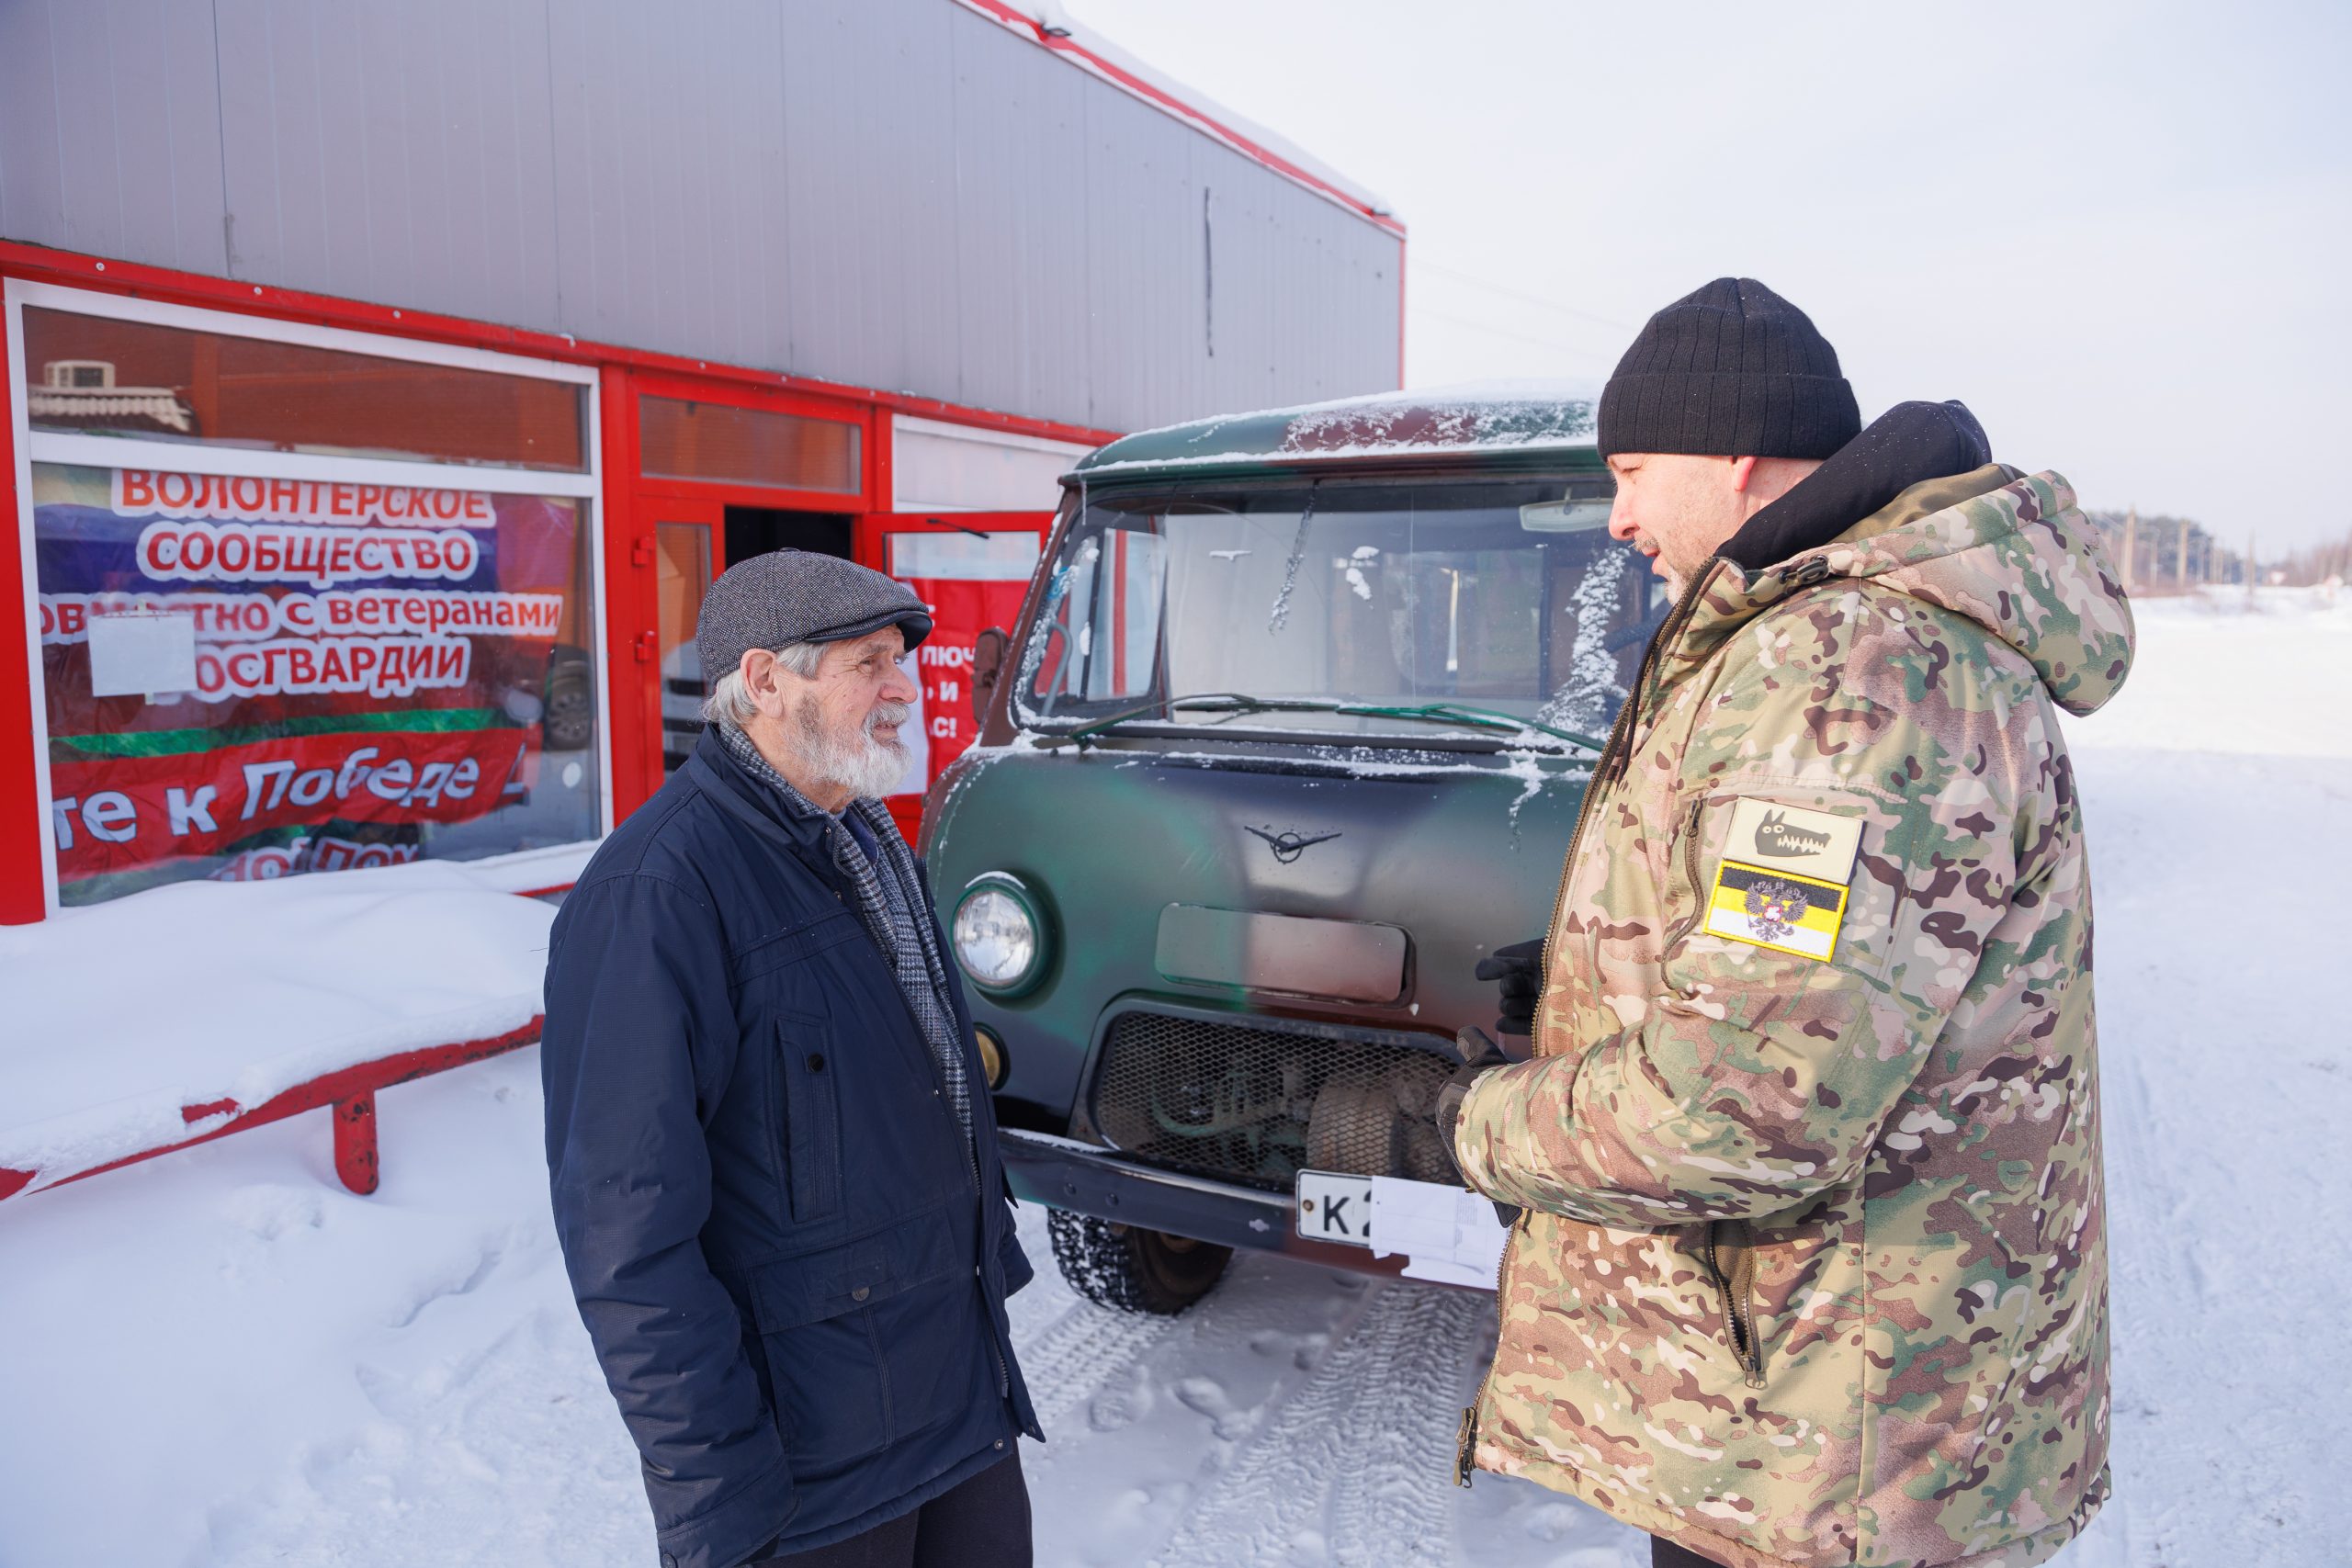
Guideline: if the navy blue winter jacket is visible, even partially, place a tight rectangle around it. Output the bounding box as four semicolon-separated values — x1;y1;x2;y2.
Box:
542;728;1039;1568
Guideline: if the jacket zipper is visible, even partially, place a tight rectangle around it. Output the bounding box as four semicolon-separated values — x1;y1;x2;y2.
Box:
1532;563;1717;1005
1704;1220;1767;1389
1659;795;1712;955
1456;1207;1526;1487
923;1021;1014;1404
873;942;1013;1402
1462;565;1719;1486
728;779;1019;1410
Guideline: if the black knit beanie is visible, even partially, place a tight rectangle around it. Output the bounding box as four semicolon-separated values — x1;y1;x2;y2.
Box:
1596;277;1860;460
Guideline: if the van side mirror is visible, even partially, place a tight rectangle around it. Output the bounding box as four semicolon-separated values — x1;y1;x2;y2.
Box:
972;626;1008;720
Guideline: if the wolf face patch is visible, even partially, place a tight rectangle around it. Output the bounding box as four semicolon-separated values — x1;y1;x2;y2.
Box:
1702;800;1862;961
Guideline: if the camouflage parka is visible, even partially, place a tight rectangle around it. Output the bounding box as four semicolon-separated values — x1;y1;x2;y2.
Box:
1453;466;2132;1568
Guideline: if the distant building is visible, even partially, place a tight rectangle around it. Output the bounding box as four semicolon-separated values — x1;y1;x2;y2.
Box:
2087;508;2244;593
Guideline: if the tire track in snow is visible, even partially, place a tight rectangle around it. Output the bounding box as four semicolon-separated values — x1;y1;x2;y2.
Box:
1328;1286;1487;1567
1149;1280;1476;1568
1012;1299;1184;1435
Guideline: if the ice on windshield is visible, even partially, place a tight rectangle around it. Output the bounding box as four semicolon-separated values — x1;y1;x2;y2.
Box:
1021;478;1657;743
1537;554;1634;736
1022;531;1166;705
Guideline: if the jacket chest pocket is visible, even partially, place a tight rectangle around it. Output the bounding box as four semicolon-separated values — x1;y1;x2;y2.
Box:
775;1012;842;1222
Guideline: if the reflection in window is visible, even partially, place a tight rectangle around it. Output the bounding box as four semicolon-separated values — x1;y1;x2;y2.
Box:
887;530;1039;581
639;397;861;494
20;307;587;471
656;524;714;775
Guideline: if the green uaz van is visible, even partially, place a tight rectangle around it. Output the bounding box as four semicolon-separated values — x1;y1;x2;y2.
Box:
923;385;1655;1312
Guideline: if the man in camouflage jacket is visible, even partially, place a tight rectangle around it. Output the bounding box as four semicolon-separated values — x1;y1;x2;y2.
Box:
1446;280;2131;1568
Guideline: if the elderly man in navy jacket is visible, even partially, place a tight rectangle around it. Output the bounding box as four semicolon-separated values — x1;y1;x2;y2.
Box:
543;550;1039;1568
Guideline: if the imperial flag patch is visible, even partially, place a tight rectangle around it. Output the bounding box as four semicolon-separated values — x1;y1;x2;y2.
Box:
1702;800;1863;961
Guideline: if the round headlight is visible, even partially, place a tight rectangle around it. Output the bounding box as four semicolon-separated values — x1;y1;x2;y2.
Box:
952;875;1047;996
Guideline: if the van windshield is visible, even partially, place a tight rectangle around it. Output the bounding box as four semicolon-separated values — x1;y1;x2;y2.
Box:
1015;477;1661;746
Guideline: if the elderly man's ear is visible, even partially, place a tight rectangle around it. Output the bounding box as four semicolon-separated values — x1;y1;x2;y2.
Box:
738;649;789;717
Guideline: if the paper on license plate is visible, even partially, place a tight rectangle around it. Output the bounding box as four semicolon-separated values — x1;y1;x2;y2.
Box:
1369;1175;1510;1287
1293;1170;1510;1288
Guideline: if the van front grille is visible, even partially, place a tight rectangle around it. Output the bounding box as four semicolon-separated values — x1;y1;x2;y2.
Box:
1088;1010;1454;1191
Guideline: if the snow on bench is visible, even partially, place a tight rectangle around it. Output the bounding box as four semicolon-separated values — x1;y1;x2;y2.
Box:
0;845;587;1202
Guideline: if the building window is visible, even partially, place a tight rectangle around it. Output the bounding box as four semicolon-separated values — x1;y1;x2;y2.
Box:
13;284;604;908
888;412;1086;513
20;306;587;471
638;395;860;493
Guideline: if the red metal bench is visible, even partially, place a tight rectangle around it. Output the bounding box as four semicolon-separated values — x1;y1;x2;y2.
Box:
0;1020;543;1204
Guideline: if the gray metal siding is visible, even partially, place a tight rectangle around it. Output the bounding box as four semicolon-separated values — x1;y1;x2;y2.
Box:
948;16;1091;424
209;0;561;333
1083;81;1208;432
0;0;231;277
777;0;965;400
548;0;794;367
0;0;1401;434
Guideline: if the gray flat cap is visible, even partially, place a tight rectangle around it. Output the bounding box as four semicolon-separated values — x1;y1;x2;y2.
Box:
695;549;933;683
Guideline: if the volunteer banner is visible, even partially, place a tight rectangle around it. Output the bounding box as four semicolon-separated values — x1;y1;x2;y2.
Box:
46;725;537;882
32;465;593;903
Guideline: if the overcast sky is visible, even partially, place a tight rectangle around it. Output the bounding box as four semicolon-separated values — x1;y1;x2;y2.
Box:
1064;0;2350;552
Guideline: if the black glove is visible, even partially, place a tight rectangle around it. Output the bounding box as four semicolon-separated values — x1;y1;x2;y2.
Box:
1474;937;1545;1036
1434;1028;1521;1228
1435;1026;1510;1144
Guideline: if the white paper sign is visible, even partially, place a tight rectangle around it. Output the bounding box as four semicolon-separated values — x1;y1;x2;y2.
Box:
1369;1177;1510;1288
86;612;197;697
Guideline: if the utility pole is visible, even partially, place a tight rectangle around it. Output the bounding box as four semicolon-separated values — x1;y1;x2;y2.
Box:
2121;504;2137;591
2177;515;2192;590
2246;530;2258;605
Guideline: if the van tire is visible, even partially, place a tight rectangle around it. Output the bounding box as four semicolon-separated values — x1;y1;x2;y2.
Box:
1047;1209;1230;1315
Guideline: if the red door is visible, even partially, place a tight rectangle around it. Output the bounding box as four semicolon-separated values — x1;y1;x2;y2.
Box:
856;511;1052;841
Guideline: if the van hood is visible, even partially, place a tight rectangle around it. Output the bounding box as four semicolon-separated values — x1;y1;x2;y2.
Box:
923;737;1597;1122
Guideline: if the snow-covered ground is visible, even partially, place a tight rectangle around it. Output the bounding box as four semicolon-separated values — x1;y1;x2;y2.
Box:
0;587;2344;1568
0;847;581;1193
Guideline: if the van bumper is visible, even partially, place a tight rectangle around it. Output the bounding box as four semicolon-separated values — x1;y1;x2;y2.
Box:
998;1127;1416;1277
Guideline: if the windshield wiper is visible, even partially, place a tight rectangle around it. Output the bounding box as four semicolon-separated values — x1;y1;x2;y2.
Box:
1048;693;1604;753
1333;702;1607;754
1054;692;1324;745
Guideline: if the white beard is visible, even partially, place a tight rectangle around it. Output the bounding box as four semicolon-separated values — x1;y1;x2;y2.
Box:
790;696;911;803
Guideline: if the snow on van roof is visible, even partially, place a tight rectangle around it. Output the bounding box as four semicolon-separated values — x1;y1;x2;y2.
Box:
1069;378;1604;479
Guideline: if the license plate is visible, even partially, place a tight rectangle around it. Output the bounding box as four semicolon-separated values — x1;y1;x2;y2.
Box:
1294;1170;1513;1287
1295;1169;1376;1246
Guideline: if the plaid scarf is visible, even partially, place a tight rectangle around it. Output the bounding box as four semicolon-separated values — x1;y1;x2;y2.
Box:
717;724;973;1156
